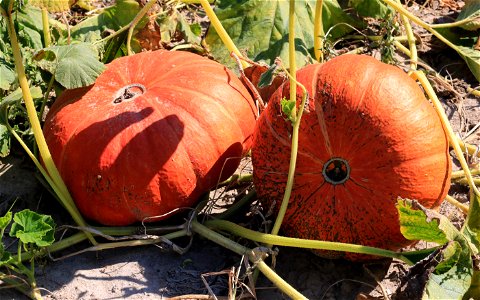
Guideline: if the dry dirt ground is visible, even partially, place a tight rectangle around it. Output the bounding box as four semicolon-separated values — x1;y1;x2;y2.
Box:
1;0;480;299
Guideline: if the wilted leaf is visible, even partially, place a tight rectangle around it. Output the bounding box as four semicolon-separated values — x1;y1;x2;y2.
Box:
349;0;393;19
9;209;55;247
34;43;105;89
157;9;202;45
205;0;360;69
456;0;480;31
29;0;75;12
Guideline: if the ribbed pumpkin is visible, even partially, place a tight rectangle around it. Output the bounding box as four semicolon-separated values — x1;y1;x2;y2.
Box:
43;50;257;226
252;54;451;260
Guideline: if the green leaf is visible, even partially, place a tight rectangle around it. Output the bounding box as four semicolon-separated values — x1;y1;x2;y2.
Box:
0;250;14;267
433;241;461;275
281;97;296;123
456;45;480;83
462;191;480;254
464;270;480;300
34;43;105;89
397;199;448;244
0;211;12;231
3;86;43;103
258;63;279;88
349;0;393;19
9;209;56;247
157;9;201;45
396;199;474;300
205;0;360;69
69;0;145;43
0;62;16;91
432;27;480;81
16;7;45;50
456;0;480;31
0;125;10;157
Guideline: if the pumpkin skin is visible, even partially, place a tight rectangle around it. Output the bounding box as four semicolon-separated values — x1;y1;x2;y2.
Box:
43;50;257;226
252;54;451;260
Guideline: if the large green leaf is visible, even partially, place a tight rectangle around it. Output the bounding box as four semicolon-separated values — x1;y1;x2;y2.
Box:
34;43;105;89
9;209;55;247
69;0;146;43
431;27;480;82
462;191;480;254
16;7;45;50
349;0;393;19
456;0;480;31
205;0;359;69
396;200;473;300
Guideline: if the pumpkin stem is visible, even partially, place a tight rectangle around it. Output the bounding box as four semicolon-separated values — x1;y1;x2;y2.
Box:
113;83;146;104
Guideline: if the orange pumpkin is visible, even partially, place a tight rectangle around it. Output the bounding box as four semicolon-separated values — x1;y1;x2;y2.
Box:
43;50;257;226
251;54;451;260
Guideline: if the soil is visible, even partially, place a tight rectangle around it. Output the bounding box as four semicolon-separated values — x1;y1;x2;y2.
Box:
1;1;480;299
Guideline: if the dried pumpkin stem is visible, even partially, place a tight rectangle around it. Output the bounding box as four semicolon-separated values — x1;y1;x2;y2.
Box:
4;8;97;245
412;71;480;196
205;220;414;265
313;0;324;62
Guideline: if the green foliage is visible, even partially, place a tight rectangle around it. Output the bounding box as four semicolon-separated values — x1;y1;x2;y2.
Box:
34;43;106;89
205;0;359;69
68;0;146;43
0;208;56;297
397;199;474;300
456;0;480;31
280;97;296;123
349;0;393;19
397;200;448;244
157;8;202;45
0;124;10;157
258;63;279;88
9;209;56;247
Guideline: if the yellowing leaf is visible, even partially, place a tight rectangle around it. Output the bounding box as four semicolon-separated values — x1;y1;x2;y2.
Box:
29;0;76;12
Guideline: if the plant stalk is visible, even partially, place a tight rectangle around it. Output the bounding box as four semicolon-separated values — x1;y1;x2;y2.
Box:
126;0;156;55
4;9;96;245
197;0;247;68
206;219;414;265
41;7;51;47
191;220;307;299
313;0;324;62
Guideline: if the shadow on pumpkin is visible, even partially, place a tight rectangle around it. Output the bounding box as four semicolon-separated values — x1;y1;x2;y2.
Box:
60;107;186;225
